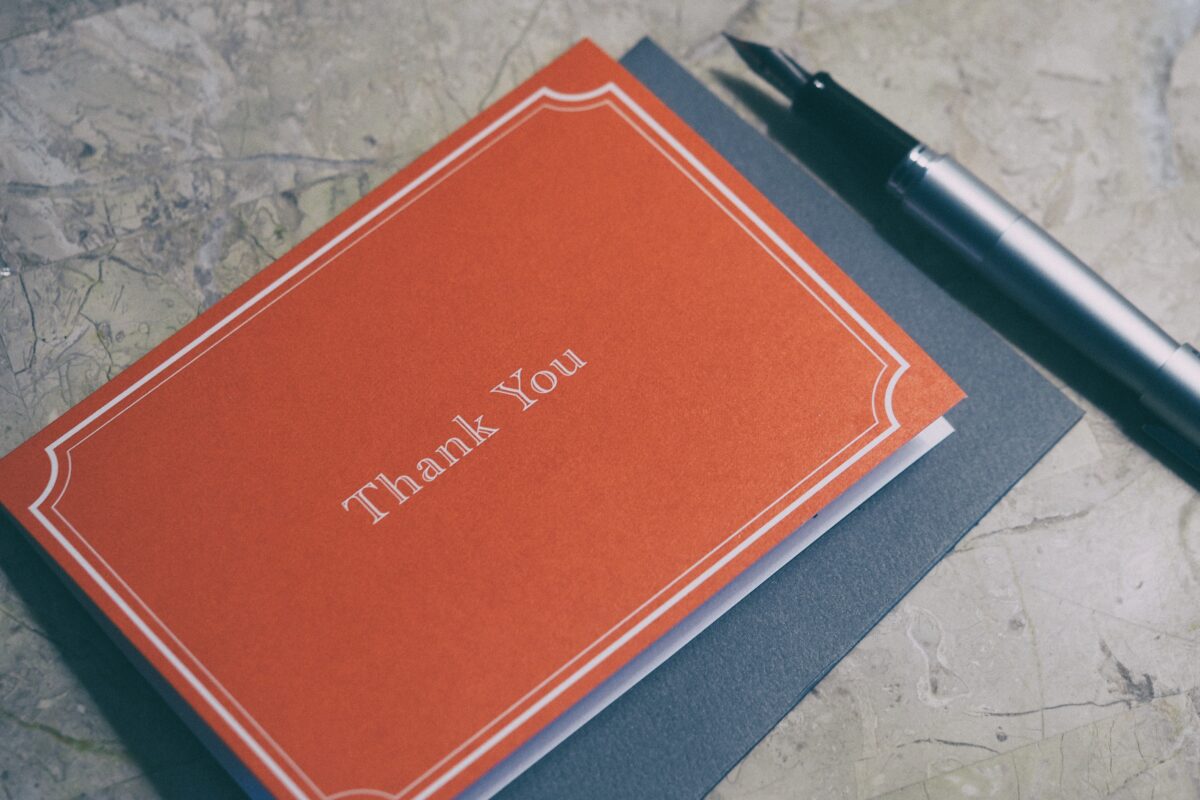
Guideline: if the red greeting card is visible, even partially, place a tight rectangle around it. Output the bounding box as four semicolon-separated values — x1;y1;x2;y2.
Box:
0;40;961;800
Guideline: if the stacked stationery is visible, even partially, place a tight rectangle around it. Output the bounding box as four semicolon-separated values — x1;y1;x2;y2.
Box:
0;39;1078;800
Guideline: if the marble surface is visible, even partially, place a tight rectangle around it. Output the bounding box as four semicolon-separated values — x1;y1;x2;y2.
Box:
0;1;1198;798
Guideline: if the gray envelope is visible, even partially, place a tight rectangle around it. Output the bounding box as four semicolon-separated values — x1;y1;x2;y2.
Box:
492;37;1082;800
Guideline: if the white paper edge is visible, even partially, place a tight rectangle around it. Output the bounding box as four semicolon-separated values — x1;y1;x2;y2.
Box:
464;416;955;800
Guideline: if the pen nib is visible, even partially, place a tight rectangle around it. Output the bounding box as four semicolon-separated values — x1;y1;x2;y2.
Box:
722;32;812;101
722;33;770;72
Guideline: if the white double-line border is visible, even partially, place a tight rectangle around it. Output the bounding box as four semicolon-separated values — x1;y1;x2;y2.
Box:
28;82;907;800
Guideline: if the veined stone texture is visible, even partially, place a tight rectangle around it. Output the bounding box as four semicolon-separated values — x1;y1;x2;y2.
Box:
0;1;1198;799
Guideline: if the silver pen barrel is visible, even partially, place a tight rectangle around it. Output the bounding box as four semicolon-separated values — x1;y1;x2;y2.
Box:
888;145;1200;449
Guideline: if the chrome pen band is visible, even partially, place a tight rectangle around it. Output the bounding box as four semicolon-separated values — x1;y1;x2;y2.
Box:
1144;344;1200;446
888;145;1200;448
887;145;1022;261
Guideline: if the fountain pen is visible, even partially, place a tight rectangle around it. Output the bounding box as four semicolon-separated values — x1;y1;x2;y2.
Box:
726;34;1200;468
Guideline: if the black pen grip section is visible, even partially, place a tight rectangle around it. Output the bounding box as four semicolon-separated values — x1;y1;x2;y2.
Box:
792;73;918;187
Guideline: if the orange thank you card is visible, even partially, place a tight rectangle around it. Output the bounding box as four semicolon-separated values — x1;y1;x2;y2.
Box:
0;40;962;800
